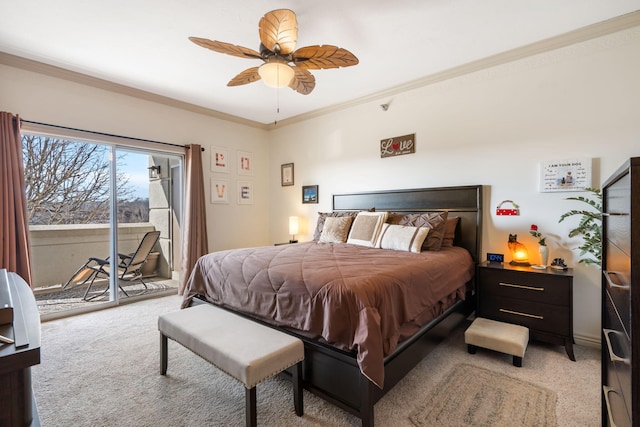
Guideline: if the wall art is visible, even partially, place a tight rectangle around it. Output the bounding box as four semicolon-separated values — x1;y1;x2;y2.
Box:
211;179;228;203
302;185;318;204
211;146;228;173
539;158;592;192
281;163;294;186
237;180;253;204
237;151;253;176
380;133;415;158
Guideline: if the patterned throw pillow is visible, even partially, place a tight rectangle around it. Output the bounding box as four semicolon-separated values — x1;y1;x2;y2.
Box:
319;216;354;243
312;209;373;241
398;211;449;251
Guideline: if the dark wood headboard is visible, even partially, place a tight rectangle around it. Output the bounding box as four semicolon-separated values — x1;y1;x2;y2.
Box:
332;185;483;262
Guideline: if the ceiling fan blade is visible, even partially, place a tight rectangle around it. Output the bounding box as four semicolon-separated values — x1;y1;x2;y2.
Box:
259;9;298;55
189;37;261;59
292;45;359;70
288;66;316;95
227;67;261;86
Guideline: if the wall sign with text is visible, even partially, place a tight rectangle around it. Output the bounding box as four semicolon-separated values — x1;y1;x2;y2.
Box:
539;158;592;192
380;133;415;158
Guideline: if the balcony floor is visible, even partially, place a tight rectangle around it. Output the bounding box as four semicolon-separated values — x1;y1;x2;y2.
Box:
35;277;179;317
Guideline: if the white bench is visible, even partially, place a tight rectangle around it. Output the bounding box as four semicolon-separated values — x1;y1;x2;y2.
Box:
464;317;529;367
158;304;304;427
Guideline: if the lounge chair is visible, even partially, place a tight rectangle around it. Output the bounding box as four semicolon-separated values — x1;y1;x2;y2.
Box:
63;230;160;301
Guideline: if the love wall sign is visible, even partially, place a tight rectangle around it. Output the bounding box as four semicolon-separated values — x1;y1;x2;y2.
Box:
380;133;415;158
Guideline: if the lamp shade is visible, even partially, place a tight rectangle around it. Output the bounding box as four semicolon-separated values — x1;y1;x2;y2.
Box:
259;62;295;88
289;216;299;235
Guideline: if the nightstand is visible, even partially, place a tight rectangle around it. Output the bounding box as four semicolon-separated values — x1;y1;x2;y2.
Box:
476;261;575;361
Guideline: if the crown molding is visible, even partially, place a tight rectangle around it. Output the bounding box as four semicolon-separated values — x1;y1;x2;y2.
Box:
271;10;640;129
0;51;269;130
2;10;639;132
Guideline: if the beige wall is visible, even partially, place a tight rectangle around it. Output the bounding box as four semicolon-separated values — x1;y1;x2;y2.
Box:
0;63;271;255
267;26;640;345
2;24;640;345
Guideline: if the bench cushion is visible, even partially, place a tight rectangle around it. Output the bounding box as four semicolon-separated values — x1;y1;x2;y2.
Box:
159;304;304;388
465;317;529;358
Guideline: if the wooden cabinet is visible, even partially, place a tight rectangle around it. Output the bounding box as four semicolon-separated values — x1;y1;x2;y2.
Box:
0;270;41;426
477;261;574;360
602;157;639;427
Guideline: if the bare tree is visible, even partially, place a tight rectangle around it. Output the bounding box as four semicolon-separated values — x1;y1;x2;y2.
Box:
23;135;134;225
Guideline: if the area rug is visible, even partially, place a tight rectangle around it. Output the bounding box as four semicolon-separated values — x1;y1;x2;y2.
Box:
409;363;557;427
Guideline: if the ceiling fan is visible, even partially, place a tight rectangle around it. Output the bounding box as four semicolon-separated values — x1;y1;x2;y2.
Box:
189;9;358;95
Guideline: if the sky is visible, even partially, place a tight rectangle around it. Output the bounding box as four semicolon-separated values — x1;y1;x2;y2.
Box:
119;151;150;199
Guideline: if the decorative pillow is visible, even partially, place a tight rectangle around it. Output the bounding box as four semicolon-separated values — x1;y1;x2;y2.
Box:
319;216;354;243
313;211;360;241
398;211;449;251
376;224;430;253
313;209;374;241
347;211;389;247
441;217;460;248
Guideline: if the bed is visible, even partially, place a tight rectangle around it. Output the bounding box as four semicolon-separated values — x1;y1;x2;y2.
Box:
183;185;483;426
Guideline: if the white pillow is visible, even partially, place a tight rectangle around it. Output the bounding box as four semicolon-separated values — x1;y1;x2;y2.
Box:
319;216;353;243
346;211;389;247
376;224;430;253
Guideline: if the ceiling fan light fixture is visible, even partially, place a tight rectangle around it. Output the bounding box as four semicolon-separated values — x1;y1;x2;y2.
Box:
258;62;294;88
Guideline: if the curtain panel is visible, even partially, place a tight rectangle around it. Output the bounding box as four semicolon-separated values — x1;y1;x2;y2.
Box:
179;144;208;294
0;112;33;285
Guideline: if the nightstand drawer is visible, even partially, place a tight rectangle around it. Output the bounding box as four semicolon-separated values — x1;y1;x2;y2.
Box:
478;269;570;306
479;295;570;336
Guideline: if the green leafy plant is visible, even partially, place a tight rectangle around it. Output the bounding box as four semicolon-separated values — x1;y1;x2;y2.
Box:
558;187;602;267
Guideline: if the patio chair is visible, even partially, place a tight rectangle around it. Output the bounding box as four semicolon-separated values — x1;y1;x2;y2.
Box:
63;230;161;301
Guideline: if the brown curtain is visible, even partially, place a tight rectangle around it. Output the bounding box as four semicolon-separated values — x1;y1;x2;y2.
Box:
0;112;33;285
179;144;208;294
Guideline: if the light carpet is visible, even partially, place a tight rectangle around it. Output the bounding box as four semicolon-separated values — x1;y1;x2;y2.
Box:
409;363;556;426
32;295;600;426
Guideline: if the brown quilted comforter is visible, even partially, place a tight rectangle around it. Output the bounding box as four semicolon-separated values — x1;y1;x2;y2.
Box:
182;242;474;388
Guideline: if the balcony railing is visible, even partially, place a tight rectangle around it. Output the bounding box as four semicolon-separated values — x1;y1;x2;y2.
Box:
29;223;170;289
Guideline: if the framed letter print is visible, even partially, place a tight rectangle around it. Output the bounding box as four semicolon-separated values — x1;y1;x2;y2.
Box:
302;185;318;204
237;181;253;204
281;163;294;186
211;146;228;173
539;158;592;192
211;179;228;203
237;151;253;176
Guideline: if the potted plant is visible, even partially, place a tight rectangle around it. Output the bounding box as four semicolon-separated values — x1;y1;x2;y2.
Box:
558;187;602;267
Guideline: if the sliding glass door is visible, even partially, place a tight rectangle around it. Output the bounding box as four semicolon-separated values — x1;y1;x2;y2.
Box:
23;133;183;317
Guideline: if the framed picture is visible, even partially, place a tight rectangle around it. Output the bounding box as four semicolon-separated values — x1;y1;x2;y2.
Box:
211;179;228;203
539;158;592;192
281;163;294;186
302;185;318;204
211;146;228;173
237;151;253;176
237;180;253;204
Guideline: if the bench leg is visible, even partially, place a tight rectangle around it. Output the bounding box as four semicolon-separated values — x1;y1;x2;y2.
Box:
246;386;257;427
513;356;523;367
293;361;303;416
160;333;168;375
467;344;477;354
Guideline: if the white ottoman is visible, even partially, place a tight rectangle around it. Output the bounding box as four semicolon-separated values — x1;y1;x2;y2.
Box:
465;317;529;367
159;304;304;427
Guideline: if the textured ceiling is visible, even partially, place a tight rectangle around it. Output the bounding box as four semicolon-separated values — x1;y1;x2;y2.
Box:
1;1;639;125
